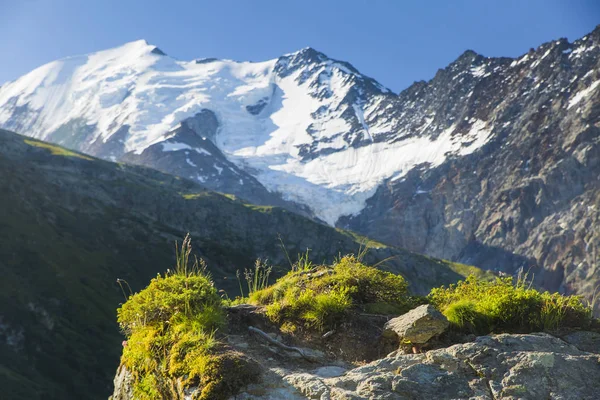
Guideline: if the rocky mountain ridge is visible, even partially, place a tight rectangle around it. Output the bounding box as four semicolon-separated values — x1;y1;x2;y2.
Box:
342;26;600;306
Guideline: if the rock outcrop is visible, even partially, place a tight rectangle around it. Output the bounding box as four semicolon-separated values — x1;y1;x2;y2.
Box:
231;333;600;400
110;305;600;400
111;329;600;400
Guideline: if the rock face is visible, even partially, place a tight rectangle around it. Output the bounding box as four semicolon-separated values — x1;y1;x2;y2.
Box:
228;333;600;400
341;26;600;309
110;365;133;400
382;304;449;345
305;34;599;307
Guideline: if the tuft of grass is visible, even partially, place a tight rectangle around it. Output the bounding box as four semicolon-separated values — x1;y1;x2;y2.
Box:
117;235;258;399
443;299;489;334
277;235;315;273
249;254;420;332
172;233;208;278
235;258;272;298
428;275;592;335
24;138;93;160
220;193;237;201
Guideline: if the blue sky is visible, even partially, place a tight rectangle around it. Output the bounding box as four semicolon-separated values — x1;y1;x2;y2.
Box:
1;0;598;92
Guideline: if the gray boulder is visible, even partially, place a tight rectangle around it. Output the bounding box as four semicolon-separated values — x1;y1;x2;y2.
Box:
382;305;449;344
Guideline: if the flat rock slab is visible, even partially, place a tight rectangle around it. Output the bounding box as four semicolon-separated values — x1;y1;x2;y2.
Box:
382;304;449;344
234;333;600;400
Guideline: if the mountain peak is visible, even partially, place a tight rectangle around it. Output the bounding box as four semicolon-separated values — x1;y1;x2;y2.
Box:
455;49;482;65
104;39;167;57
285;47;329;63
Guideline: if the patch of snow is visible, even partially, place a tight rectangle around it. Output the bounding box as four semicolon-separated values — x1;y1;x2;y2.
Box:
0;316;24;350
568;80;600;109
161;142;211;156
540;48;552;60
570;45;596;58
186;158;197;167
510;54;530;68
195;148;211;156
162;142;193;152
214;163;223;175
470;65;487;77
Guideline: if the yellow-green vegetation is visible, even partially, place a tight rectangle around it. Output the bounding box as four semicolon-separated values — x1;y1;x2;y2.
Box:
445;260;496;281
428;275;592;335
249;255;421;331
24;138;93;160
181;192;205;200
220;193;237;201
243;204;275;213
336;228;388;249
117;236;258;400
236;258;273;298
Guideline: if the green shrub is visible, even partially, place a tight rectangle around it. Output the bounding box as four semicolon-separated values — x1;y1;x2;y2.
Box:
250;255;418;331
443;300;489;334
118;273;223;334
117;236;258;399
428;275;592;335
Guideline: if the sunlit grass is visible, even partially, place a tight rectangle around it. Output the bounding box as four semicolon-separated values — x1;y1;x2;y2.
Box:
428;274;592;334
249;254;420;332
24;139;93;160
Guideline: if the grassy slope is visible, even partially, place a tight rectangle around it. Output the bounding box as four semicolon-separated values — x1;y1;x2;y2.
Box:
0;129;490;399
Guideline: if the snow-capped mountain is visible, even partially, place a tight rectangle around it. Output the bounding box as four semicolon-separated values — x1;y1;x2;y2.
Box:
0;40;491;224
1;26;599;307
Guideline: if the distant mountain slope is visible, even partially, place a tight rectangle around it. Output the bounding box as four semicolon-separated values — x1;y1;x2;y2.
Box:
0;129;482;400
